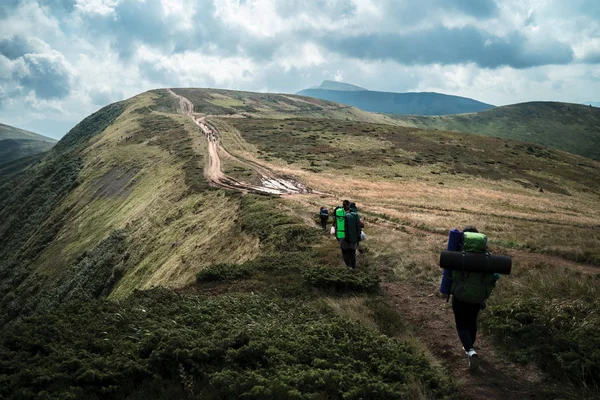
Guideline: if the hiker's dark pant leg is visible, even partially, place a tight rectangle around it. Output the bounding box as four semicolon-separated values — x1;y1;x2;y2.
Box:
320;217;328;230
341;249;356;268
347;249;356;268
452;296;481;350
340;246;351;267
340;240;357;268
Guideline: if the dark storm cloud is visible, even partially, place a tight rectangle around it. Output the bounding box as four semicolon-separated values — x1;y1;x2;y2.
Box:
0;35;46;59
13;52;71;99
321;26;574;69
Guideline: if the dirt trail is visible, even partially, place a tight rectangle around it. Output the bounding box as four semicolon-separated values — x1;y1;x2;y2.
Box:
167;89;309;195
384;281;543;400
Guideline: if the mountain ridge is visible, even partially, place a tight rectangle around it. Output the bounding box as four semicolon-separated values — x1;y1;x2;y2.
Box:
0;123;57;166
297;83;495;115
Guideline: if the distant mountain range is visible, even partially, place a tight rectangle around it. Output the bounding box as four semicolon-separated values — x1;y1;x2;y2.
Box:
297;80;495;115
0;123;56;166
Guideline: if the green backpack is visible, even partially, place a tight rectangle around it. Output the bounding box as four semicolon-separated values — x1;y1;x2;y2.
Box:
451;232;497;304
335;208;346;240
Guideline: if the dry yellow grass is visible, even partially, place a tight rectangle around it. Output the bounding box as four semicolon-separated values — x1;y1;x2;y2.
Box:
322;297;378;330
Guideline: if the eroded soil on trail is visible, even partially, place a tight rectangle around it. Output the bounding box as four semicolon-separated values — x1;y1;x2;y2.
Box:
167;89;309;195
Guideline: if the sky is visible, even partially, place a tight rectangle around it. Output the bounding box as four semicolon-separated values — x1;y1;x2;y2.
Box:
1;0;600;139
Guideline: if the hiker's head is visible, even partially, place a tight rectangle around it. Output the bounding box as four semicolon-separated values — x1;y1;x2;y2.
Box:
320;207;324;211
343;199;350;207
463;226;479;233
349;202;358;212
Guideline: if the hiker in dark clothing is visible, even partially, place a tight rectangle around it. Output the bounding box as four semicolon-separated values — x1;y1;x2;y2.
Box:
340;202;362;268
449;226;500;371
319;207;329;231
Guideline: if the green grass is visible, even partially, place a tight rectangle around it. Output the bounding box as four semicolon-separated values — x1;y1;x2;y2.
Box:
391;102;600;161
482;264;600;389
54;101;128;152
125;113;210;194
0;123;56;142
226;117;600;194
0;138;55;166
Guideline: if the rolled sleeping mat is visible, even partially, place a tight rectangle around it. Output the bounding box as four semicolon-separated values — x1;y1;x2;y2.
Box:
439;251;512;275
440;229;463;294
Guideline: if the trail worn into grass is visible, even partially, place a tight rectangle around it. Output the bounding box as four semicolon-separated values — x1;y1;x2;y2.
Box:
384;281;543;400
167;89;310;195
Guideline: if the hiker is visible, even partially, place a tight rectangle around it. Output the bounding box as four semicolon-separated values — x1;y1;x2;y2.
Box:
338;202;362;269
443;226;500;371
319;207;329;231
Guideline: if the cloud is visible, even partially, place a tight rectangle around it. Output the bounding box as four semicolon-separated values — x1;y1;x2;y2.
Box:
275;0;357;20
320;25;574;69
12;50;73;99
0;35;48;59
446;0;498;18
0;36;74;100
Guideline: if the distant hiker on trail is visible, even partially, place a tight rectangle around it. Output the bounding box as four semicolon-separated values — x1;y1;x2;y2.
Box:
335;201;362;269
319;207;329;231
440;226;500;371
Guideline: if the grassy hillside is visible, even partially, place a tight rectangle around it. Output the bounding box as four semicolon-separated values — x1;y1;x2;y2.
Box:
297;86;495;115
0;123;57;165
392;102;600;161
1;88;600;398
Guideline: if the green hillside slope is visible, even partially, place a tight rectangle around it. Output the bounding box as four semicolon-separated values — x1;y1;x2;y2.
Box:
392;102;600;160
297;81;495;115
1;88;599;399
0;123;56;165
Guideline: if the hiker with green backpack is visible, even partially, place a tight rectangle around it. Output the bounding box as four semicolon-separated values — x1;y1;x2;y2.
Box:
442;226;500;371
334;201;362;268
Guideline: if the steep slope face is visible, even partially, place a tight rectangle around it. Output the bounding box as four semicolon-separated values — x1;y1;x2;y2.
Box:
297;86;495;115
0;123;56;165
392;101;600;160
0;90;265;319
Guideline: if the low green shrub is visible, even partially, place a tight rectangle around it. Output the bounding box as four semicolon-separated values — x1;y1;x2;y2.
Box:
0;289;453;399
238;195;320;252
303;266;380;293
484;296;600;387
482;265;600;389
196;263;252;282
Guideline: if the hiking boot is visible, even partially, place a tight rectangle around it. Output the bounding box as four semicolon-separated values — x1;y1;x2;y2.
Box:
466;348;479;371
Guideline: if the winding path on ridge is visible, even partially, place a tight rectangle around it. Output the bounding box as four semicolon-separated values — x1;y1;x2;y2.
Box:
167;89;310;195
